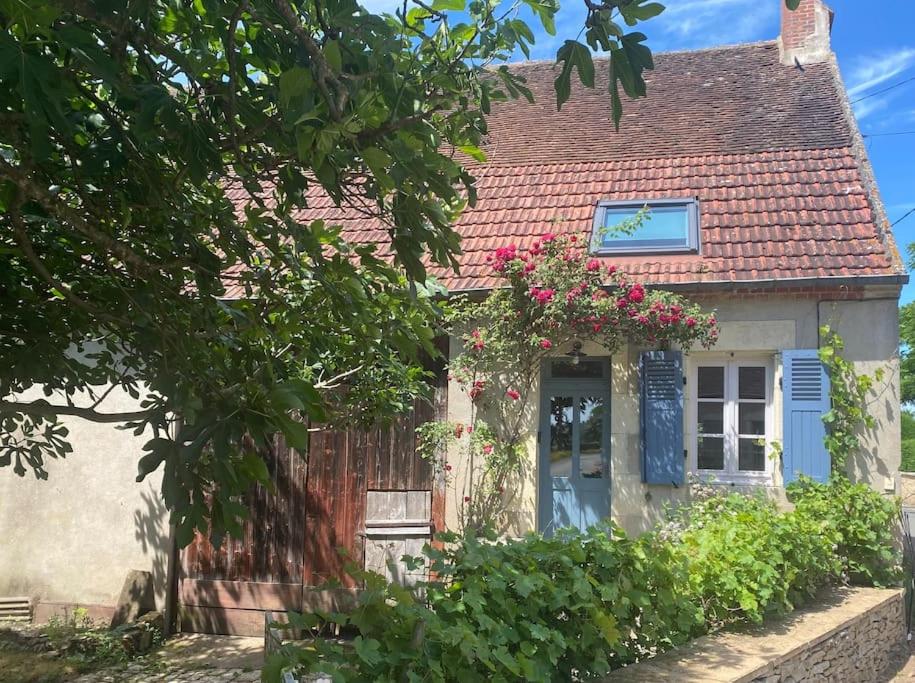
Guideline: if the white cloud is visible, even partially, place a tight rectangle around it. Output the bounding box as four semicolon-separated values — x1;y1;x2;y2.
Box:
846;47;915;96
652;0;778;48
853;95;892;122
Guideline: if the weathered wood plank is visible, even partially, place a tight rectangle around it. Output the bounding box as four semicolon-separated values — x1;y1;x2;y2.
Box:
179;579;302;611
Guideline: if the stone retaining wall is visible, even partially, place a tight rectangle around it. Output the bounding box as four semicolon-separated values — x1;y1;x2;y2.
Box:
751;588;904;683
607;587;906;683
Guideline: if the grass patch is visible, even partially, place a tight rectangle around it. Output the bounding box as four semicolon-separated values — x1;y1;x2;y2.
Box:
0;649;89;683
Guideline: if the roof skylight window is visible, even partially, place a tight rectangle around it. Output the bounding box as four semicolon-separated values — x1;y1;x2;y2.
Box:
590;198;700;254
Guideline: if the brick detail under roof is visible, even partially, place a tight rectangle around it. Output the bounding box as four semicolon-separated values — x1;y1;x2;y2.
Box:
222;42;903;297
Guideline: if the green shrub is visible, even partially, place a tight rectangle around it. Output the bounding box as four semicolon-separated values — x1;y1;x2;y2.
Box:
901;439;915;472
787;475;901;586
267;525;704;682
902;411;915;441
266;479;900;682
676;493;838;626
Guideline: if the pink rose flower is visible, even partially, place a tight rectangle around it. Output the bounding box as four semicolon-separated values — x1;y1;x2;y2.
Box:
627;284;645;304
534;288;555;304
539;339;553;350
506;389;520;400
483;444;494;454
586;259;601;272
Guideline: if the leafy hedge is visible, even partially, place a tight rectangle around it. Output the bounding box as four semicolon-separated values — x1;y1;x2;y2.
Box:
266;478;899;682
900;411;915;472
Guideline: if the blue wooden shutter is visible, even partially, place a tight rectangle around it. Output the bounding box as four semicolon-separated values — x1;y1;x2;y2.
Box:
640;351;684;486
782;350;831;484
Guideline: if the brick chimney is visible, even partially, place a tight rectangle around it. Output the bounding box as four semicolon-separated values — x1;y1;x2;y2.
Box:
778;0;834;66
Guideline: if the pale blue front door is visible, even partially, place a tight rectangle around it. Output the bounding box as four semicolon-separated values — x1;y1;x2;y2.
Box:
538;359;611;534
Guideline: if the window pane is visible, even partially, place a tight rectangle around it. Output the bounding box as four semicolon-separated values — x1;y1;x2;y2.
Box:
738;403;766;435
698;436;724;470
549;396;574;477
697;367;724;399
738;439;766;472
551;359;604;379
579;396;605;479
598;204;690;250
739;367;766;400
697;402;724;435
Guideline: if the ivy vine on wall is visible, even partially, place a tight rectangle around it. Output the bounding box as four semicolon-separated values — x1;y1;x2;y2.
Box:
818;324;883;473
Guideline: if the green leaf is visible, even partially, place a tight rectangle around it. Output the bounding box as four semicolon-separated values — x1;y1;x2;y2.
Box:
522;0;557;35
554;40;594;110
354;636;382;666
458;145;487;162
620;1;666;26
278;416;310;451
323;40;343;73
785;0;801;9
432;0;466;9
279;66;313;107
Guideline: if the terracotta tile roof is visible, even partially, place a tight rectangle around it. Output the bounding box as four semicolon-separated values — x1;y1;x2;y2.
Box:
223;41;904;297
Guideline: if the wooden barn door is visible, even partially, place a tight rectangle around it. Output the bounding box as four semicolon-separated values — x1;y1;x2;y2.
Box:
179;433;309;635
178;353;447;635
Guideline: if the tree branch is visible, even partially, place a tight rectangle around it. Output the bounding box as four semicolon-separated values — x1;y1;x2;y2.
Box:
271;0;347;121
10;203;106;318
0;399;155;424
0;157;158;278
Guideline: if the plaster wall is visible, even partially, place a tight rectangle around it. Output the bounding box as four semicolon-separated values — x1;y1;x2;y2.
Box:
445;288;902;538
0;386;170;614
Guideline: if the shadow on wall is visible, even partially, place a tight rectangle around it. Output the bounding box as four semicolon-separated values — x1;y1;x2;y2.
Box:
133;486;170;605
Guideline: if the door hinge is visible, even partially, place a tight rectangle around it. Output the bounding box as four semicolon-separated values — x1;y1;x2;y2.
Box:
683;376;687;386
684;449;688;459
537;430;542;444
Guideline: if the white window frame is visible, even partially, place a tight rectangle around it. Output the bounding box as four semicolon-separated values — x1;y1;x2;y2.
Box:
690;356;774;485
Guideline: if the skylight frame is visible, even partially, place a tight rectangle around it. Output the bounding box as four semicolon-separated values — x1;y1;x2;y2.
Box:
590;198;701;255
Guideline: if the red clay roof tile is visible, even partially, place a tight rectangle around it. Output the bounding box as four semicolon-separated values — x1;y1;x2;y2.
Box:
222;42;904;297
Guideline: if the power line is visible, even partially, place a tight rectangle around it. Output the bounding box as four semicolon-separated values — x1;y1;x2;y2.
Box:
893;208;915;228
850;75;915;104
863;130;915;138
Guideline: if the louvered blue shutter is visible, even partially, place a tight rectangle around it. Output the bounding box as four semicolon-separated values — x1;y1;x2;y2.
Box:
640;351;684;486
782;350;831;484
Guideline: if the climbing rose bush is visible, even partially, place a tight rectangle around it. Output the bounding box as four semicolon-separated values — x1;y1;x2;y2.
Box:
451;233;718;391
438;233;718;530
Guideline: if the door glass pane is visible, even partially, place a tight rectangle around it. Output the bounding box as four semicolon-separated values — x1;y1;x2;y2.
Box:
551;359;604;379
549;396;574;477
739;367;766;400
738;403;765;435
738;438;766;471
579;396;605;479
697;367;724;399
697;402;724;435
698;436;724;470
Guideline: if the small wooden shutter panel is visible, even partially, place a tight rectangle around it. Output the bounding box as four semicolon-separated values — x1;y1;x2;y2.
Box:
640;351;685;486
782;350;831;484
